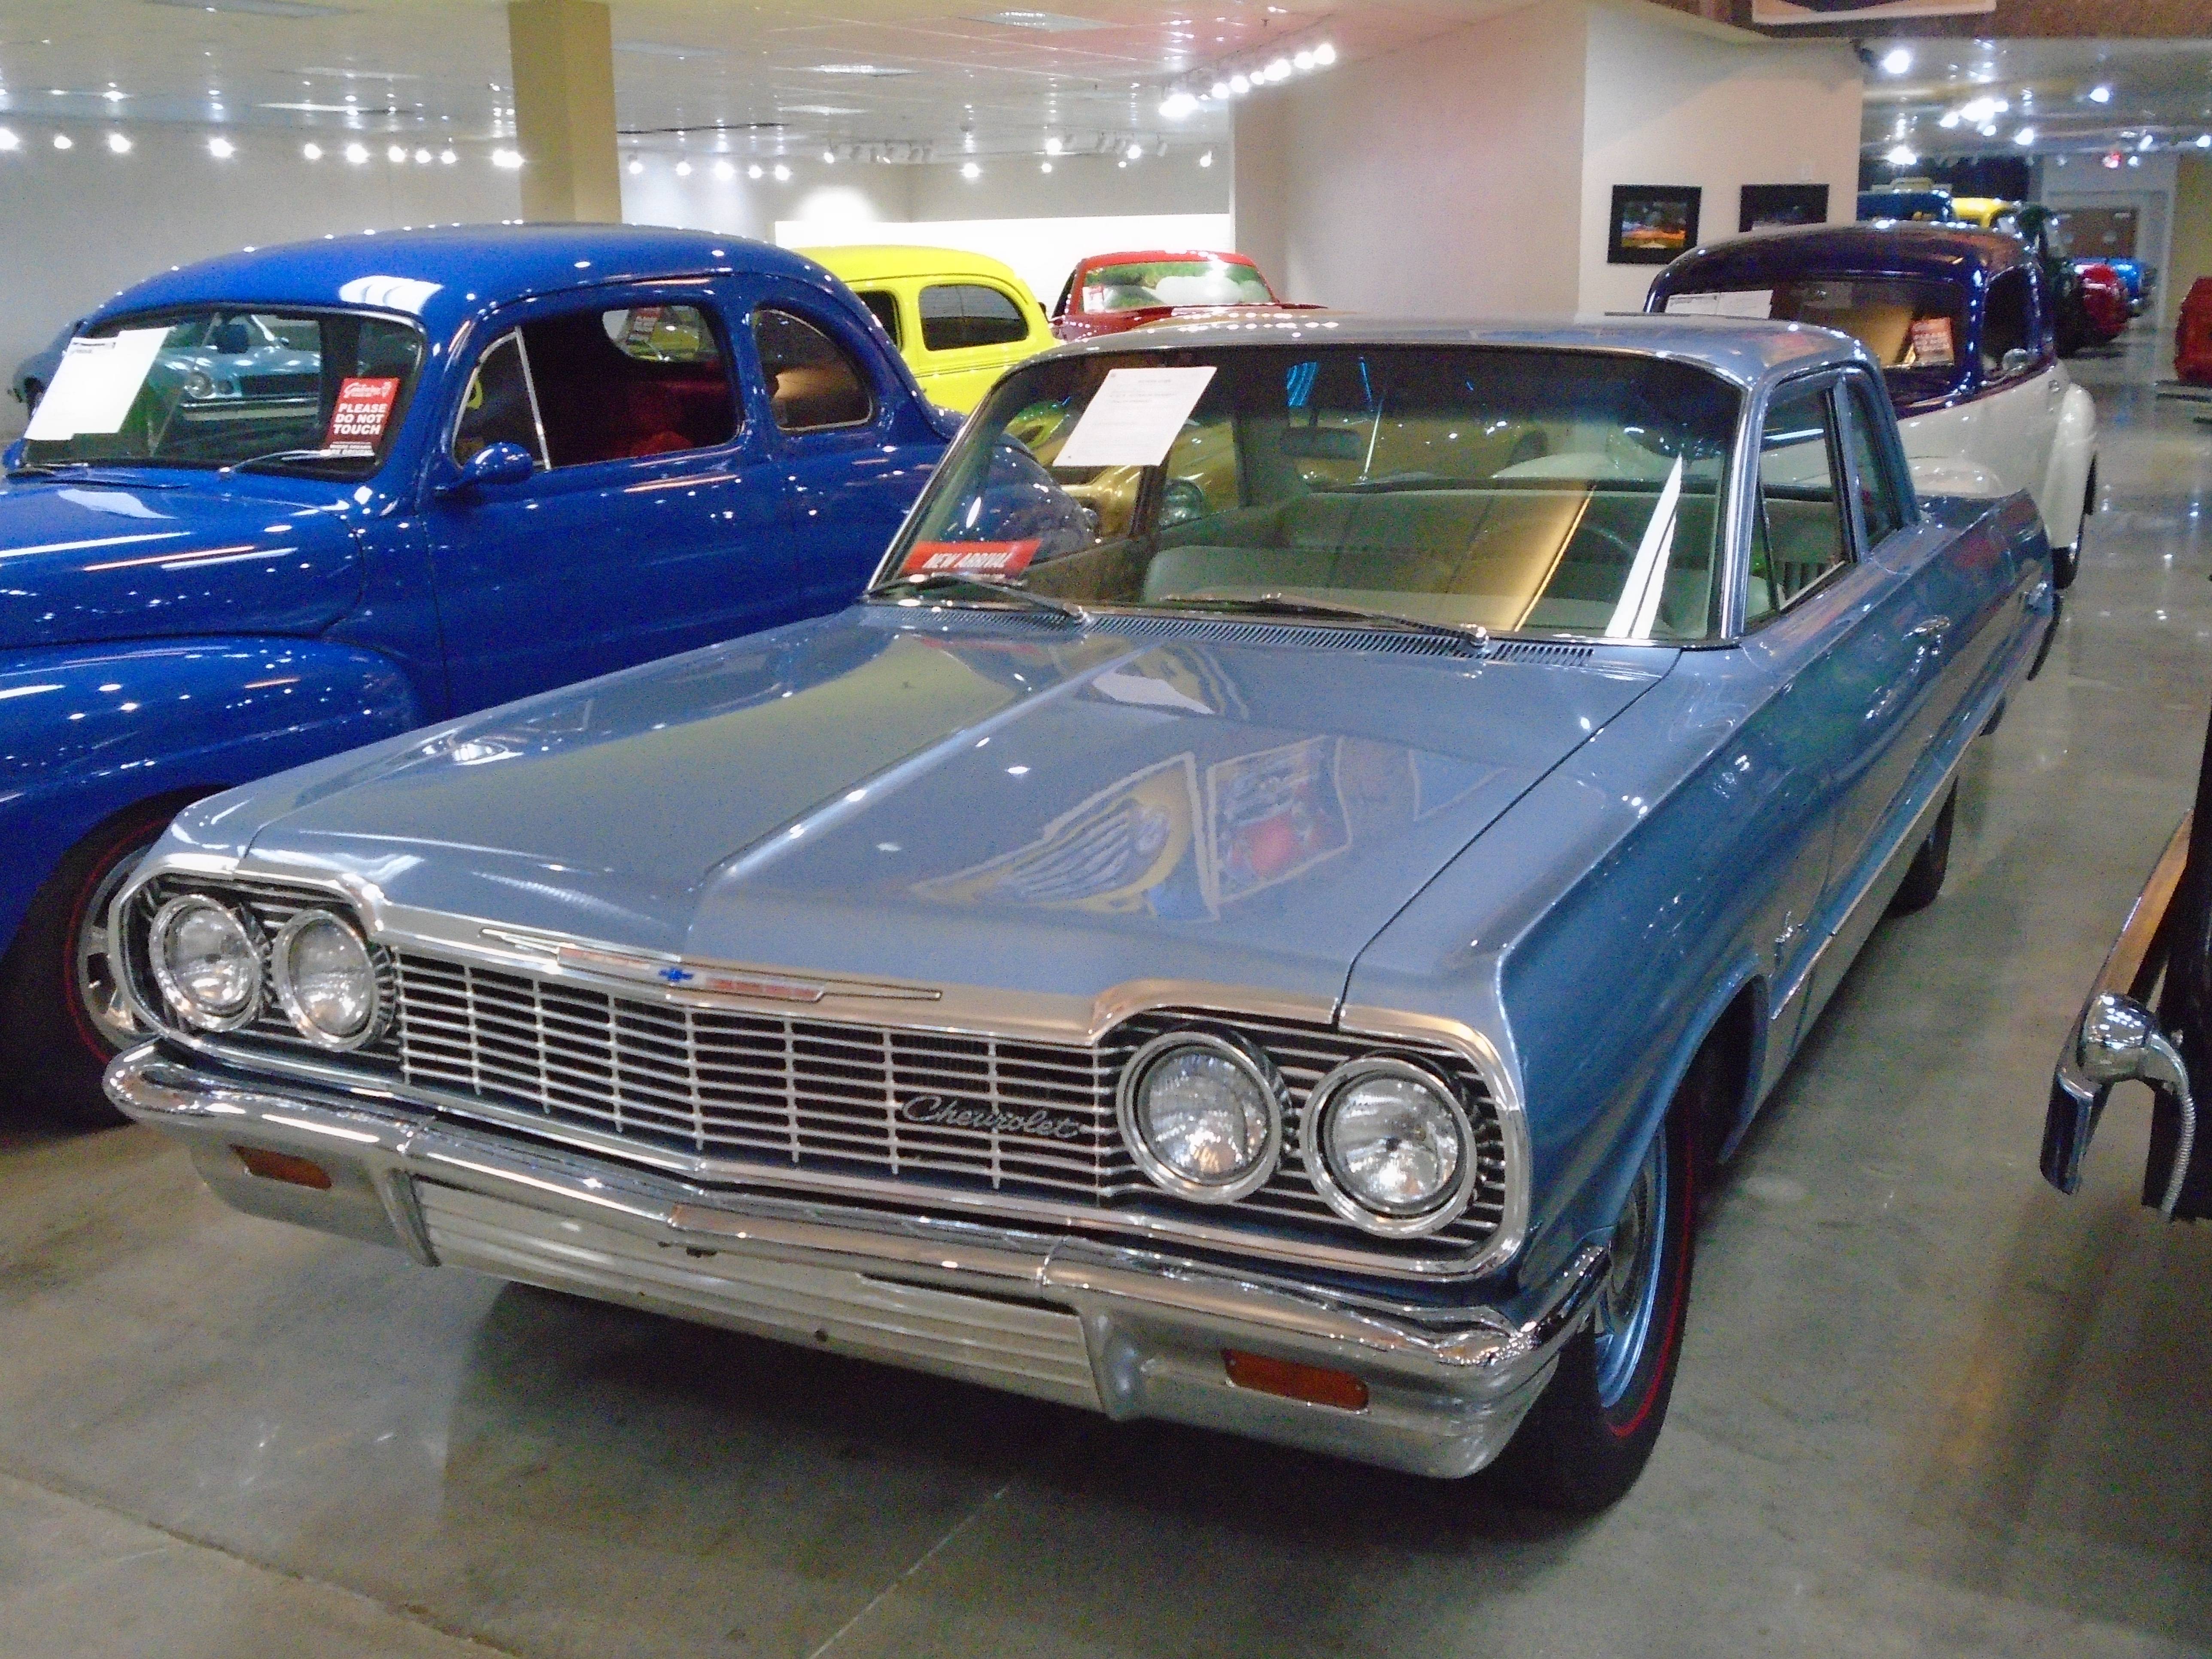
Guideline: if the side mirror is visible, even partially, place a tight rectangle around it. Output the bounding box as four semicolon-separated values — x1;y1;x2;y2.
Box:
2078;993;2187;1094
439;441;535;496
1999;347;2035;379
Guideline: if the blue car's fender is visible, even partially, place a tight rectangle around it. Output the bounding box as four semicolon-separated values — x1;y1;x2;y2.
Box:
0;637;421;951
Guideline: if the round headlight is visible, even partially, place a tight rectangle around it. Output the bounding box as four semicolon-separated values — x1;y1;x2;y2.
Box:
1304;1058;1477;1236
147;896;262;1032
1117;1031;1285;1203
271;910;381;1049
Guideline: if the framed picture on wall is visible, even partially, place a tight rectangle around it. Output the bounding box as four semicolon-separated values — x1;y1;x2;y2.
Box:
1753;0;1992;21
1740;183;1831;233
1608;185;1702;266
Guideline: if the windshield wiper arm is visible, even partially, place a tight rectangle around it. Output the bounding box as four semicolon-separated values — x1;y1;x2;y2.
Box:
222;447;353;476
870;569;1089;625
1170;592;1490;652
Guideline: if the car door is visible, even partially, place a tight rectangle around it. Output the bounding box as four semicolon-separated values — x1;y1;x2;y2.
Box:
911;279;1040;412
424;281;789;715
747;287;938;610
1736;373;1930;1056
1968;267;2061;511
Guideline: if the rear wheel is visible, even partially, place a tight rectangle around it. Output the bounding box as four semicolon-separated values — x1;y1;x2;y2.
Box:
0;799;189;1125
1888;783;1956;917
1485;1088;1697;1512
2054;459;2096;592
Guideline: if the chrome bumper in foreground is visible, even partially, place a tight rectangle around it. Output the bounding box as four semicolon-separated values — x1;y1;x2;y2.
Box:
109;1045;1602;1478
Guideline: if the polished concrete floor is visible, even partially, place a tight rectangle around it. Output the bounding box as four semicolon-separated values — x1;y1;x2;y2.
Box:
5;332;2211;1659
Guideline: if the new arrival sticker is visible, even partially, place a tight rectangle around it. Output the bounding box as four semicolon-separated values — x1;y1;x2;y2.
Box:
325;377;401;456
899;540;1042;578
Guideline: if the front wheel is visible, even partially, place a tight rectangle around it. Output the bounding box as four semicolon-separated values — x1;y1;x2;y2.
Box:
1485;1099;1695;1512
0;799;186;1125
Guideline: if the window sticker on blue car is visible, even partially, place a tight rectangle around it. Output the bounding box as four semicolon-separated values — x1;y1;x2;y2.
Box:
1051;365;1216;468
325;377;399;455
24;328;167;440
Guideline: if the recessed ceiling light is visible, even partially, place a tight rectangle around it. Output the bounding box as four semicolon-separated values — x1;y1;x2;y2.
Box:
675;158;692;176
627;157;643;174
961;160;981;179
772;162;790;181
343;141;368;164
1881;47;1912;75
2089;84;2112;103
144;0;344;13
52;133;73;150
747;161;763;178
208;136;235;158
106;131;131;153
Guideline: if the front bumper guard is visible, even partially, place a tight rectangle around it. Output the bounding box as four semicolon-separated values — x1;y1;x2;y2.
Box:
109;1045;1603;1479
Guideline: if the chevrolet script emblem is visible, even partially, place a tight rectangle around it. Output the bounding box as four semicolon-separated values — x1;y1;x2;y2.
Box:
898;1094;1090;1142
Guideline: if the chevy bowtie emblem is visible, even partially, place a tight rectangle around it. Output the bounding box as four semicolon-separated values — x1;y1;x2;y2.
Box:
539;940;942;1004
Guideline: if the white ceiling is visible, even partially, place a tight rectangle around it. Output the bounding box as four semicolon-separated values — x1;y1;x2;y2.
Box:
1861;32;2212;161
0;0;1537;162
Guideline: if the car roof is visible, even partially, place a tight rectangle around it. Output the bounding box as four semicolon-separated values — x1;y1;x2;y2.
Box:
800;244;1030;289
1076;249;1260;270
1043;311;1871;389
1651;222;2030;296
85;222;827;339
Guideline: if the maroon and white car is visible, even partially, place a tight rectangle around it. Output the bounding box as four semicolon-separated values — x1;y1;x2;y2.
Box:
1049;249;1316;342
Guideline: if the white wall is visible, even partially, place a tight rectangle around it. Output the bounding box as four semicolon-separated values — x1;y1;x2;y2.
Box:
619;158;911;244
1231;3;1589;317
1578;4;1863;315
0;121;520;438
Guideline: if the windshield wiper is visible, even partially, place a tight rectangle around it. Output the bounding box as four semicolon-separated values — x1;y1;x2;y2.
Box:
3;458;191;486
222;447;355;477
870;569;1090;625
1170;592;1490;652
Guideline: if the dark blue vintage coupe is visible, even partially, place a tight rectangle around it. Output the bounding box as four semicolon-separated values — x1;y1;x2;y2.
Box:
107;315;2052;1510
0;225;951;1118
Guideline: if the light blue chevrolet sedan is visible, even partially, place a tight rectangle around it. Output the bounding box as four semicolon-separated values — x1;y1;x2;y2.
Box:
103;315;2054;1510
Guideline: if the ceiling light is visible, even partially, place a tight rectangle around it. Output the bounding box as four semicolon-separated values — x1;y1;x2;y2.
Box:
386;143;405;163
675;159;692;176
491;147;523;169
208;136;235;158
1293;49;1314;70
2013;126;2036;145
1159;91;1198;119
1978;124;1998;137
1939;112;1962;128
1199;149;1213;167
1209;80;1230;100
106;132;131;154
2128;154;2142;167
811;63;915;77
2199;134;2212;149
441;149;456;164
1229;73;1250;95
2140;132;2156;150
1885;144;1917;166
626;157;643;174
2089;84;2112;103
1313;42;1335;64
1045;135;1063;155
713;159;735;180
1264;58;1291;81
344;142;368;164
0;128;18;153
1125;140;1143;160
747;161;763;178
52;133;72;150
103;88;124;103
1040;160;1053;173
822;149;836;164
961;160;981;179
413;147;431;163
772;162;790;180
1881;47;1913;76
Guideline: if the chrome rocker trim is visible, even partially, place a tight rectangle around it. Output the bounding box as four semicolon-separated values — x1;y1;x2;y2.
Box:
109;1043;1598;1480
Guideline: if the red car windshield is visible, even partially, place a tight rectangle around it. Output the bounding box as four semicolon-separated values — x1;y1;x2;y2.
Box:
1077;258;1275;315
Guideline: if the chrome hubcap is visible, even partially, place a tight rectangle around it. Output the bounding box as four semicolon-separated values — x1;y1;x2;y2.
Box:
1592;1130;1667;1409
72;851;148;1051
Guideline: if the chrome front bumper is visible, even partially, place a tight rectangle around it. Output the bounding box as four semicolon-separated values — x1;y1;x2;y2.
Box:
109;1045;1602;1479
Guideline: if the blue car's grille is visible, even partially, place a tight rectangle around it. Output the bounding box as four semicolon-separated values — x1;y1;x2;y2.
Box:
386;952;1508;1263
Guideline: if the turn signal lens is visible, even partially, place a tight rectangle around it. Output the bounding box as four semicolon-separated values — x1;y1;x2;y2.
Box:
1223;1349;1370;1411
232;1146;332;1189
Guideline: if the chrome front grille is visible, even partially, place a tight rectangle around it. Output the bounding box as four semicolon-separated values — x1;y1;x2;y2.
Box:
388;951;1506;1262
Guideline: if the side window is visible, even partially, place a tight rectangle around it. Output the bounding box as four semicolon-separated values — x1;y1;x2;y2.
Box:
1981;270;2032;378
1746;385;1850;627
856;290;901;346
752;307;873;431
509;302;738;468
1843;379;1906;548
452;331;546;467
919;283;1030;351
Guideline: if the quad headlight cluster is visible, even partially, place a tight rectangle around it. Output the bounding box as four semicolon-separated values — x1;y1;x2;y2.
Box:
1117;1031;1480;1237
145;894;384;1051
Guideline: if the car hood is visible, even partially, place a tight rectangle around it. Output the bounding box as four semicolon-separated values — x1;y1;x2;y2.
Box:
0;474;361;651
231;611;1672;1007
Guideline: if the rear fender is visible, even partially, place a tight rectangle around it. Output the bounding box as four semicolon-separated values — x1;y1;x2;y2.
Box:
2041;383;2097;548
0;638;420;953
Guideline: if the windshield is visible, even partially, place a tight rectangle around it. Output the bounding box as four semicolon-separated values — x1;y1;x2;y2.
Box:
1079;259;1275;314
19;307;427;477
1664;277;1967;398
873;343;1742;643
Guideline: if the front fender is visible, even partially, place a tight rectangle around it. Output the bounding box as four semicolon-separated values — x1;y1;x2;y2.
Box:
2041;383;2097;549
0;638;421;954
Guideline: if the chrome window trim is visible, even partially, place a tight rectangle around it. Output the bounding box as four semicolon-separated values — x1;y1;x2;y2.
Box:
111;853;1531;1284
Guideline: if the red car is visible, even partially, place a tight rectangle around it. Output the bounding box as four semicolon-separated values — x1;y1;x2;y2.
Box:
1050;250;1315;341
2075;261;2131;346
2177;277;2212;386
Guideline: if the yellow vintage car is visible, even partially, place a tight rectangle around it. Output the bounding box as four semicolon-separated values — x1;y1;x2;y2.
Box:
1949;197;2021;234
801;245;1056;413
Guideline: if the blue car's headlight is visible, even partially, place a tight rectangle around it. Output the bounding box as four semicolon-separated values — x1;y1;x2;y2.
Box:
1303;1058;1476;1236
1118;1030;1285;1203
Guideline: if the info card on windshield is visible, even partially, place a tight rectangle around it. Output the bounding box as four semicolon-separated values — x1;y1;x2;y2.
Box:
24;328;169;441
1051;366;1216;469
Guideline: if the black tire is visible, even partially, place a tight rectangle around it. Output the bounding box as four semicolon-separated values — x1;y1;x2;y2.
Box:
1485;1073;1699;1513
0;796;194;1125
1887;783;1956;917
2054;460;2094;592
